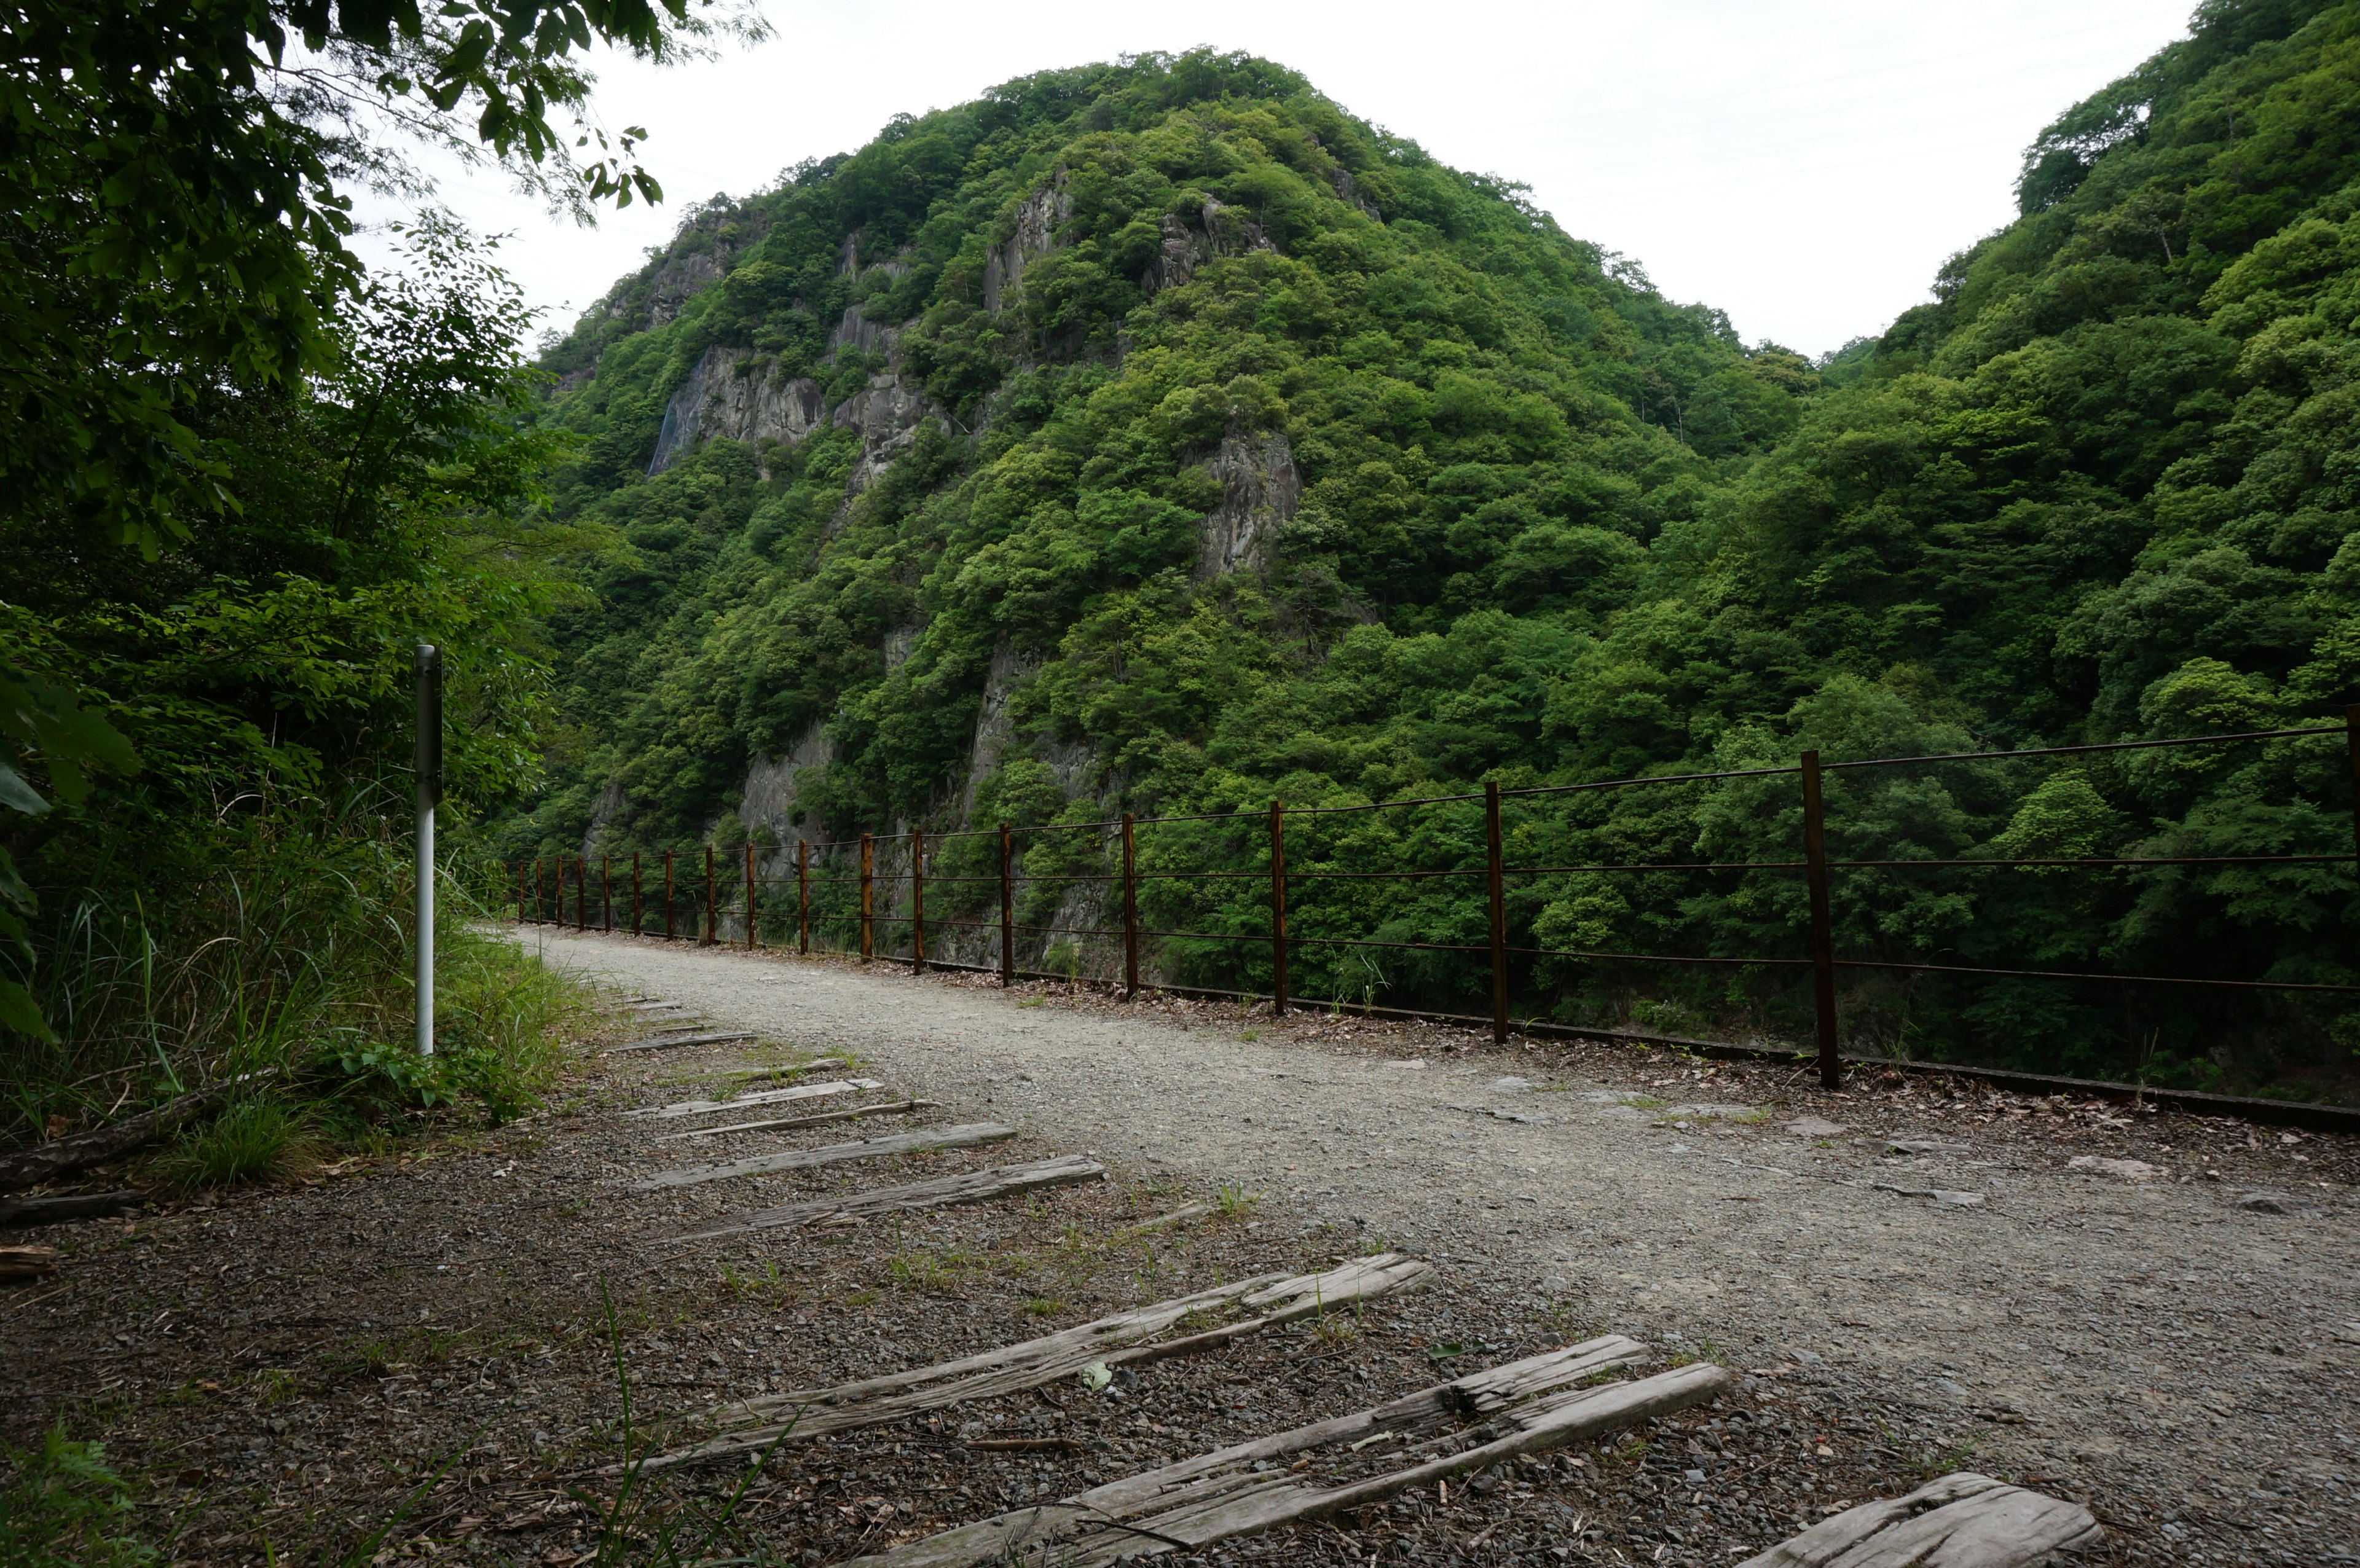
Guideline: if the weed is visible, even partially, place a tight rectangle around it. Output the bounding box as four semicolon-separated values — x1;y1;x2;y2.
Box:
253;1368;299;1403
154;1099;320;1191
551;1279;794;1568
1237;1027;1261;1043
1911;1435;1984;1480
844;1288;881;1307
0;1426;155;1567
1025;1296;1066;1317
1214;1181;1259;1218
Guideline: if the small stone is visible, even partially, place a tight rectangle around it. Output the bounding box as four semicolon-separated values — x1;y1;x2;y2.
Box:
1785;1117;1847;1138
1684;1467;1706;1484
2068;1155;2162;1181
2237;1191;2317;1215
1790;1349;1824;1366
1539;1274;1571;1293
1931;1190;1986;1208
1935;1378;1971;1398
1488;1076;1532;1093
1887;1139;1969;1155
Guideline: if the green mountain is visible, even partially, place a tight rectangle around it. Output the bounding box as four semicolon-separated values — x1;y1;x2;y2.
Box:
515;6;2360;1098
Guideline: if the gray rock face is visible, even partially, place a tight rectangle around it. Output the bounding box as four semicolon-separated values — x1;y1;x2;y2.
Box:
961;645;1040;820
1197;431;1300;579
1328;165;1383;223
1139;202;1277;297
646;248;727;329
739;722;837;874
830;374;929;492
647;345;824;475
982;181;1074;312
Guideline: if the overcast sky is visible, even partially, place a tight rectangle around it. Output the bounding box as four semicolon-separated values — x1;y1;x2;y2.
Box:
355;0;2200;359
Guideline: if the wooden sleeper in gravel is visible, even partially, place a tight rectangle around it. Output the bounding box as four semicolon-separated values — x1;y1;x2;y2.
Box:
1738;1472;2101;1565
629;1078;885;1124
632;1123;1017;1190
843;1336;1726;1568
656;1098;938;1142
602;1030;756;1055
636;1253;1431;1469
0;1190;148;1228
659;1151;1093;1243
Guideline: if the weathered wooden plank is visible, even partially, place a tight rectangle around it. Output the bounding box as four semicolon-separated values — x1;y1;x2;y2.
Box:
843;1349;1728;1568
629;1077;884;1122
661;1154;1101;1243
1130;1202;1210;1232
601;1030;755;1056
709;1057;847;1084
656;1099;937;1142
1739;1473;2101;1567
631;1123;1015;1191
639;1254;1434;1471
0;1244;60;1280
0;1189;148;1229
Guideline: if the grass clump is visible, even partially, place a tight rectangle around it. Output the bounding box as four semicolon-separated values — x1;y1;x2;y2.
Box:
0;1427;156;1568
1;790;589;1193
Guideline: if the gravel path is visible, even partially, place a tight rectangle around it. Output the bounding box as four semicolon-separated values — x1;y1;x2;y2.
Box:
531;927;2360;1564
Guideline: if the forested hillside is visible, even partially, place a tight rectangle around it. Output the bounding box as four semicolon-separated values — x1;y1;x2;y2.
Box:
513;2;2360;1099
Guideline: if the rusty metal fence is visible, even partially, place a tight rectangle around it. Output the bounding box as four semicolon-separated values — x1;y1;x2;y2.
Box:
499;711;2360;1096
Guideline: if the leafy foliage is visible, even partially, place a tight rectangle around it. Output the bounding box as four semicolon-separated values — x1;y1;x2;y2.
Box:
519;14;2360;1099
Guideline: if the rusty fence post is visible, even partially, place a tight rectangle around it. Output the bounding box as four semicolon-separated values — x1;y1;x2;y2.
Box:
602;855;612;932
999;823;1015;987
631;852;642;936
1121;812;1139;1000
663;851;675;940
511;861;522;923
911;829;926;974
530;858;541;923
1268;800;1288;1015
1800;750;1843;1091
859;834;874;960
1485;782;1509;1046
576;855;589;931
702;847;717;946
797;840;810;954
1119;811;1137;995
745;841;758;951
2346;704;2360;881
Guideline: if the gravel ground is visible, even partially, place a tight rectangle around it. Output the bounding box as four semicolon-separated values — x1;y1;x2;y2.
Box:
3;927;2354;1566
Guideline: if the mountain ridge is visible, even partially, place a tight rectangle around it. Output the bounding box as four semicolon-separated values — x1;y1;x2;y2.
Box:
512;9;2360;1095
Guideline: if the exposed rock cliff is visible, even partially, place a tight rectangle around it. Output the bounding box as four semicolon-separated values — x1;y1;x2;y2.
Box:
981;181;1074;312
1197;432;1299;578
1139;201;1276;296
739;721;837;873
647;345;825;475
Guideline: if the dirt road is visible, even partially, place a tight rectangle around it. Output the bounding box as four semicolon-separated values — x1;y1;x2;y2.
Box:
527;928;2359;1564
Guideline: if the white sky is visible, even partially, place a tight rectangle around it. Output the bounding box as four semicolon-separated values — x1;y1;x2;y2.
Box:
354;0;2200;359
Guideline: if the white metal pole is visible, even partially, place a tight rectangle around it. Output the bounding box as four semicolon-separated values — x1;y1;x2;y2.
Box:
415;644;442;1056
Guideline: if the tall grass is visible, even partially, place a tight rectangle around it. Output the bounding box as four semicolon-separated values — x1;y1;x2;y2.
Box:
1;781;585;1182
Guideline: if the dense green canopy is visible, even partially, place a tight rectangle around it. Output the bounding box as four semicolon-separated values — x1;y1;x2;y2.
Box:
514;6;2360;1100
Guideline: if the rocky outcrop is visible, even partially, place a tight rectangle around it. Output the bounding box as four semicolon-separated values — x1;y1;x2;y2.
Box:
580;778;628;858
832;375;929;492
739;721;836;872
647;345;825;475
647;248;728;329
1138;201;1277;296
830;302;901;361
982;181;1074;312
1328;165;1383;223
1197;431;1300;578
960;645;1038;819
